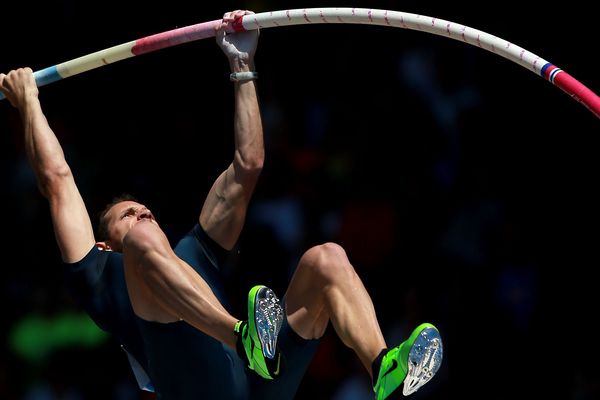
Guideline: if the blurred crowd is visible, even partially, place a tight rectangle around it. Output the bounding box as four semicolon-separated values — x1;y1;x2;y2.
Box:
1;1;599;399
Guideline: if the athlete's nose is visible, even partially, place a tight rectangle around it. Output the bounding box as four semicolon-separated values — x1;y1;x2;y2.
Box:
137;208;153;220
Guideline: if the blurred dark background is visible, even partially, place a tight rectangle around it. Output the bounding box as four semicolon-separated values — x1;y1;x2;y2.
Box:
1;1;599;399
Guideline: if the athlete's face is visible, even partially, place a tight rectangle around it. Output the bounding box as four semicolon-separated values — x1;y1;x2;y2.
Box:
104;200;157;252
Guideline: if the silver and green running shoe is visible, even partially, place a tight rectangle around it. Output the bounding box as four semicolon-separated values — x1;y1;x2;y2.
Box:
234;285;284;380
374;323;443;398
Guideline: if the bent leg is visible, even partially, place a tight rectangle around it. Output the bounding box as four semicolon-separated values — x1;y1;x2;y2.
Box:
122;222;239;349
284;242;387;377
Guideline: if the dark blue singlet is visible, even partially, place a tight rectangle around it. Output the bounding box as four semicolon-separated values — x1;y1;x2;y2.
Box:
64;224;320;399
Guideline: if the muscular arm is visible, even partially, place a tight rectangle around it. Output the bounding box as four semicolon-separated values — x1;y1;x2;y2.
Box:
200;11;264;250
0;68;95;262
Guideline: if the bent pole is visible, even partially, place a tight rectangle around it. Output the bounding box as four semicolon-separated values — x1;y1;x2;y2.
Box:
1;7;598;119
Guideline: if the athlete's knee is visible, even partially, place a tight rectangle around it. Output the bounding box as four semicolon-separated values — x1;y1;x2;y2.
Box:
301;242;355;284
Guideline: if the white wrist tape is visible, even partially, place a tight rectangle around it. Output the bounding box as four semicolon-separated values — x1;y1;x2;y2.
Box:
230;71;258;82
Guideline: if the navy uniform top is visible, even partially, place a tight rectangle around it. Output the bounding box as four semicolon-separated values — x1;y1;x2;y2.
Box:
64;244;153;391
63;223;247;397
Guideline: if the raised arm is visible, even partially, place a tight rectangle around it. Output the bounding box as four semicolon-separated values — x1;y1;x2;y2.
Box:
0;68;95;262
200;10;264;250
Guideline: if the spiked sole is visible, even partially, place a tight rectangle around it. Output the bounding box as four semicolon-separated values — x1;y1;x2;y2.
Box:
245;285;284;379
402;323;443;396
374;323;443;399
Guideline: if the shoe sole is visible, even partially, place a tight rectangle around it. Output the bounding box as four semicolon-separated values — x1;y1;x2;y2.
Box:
249;285;283;360
402;323;443;396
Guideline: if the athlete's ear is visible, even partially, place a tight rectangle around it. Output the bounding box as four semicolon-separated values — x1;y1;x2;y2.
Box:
96;242;112;252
